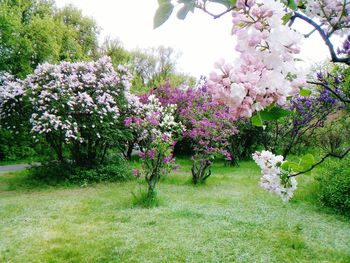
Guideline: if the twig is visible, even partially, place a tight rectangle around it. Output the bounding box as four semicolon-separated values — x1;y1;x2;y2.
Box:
307;81;350;104
198;4;235;19
289;145;350;177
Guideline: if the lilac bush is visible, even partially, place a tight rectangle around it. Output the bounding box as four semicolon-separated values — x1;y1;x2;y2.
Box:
125;94;184;197
147;84;237;184
1;56;133;167
263;87;340;158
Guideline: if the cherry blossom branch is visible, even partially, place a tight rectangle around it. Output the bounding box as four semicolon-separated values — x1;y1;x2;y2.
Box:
293;12;350;65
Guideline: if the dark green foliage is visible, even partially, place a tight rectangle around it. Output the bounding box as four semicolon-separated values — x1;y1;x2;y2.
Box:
174;137;194;156
317;157;350;216
0;129;34;161
29;156;132;185
0;128;54;162
227;120;264;166
69;162;133;184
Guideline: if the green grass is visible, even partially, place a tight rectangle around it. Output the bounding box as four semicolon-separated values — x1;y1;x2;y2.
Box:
1;159;350;262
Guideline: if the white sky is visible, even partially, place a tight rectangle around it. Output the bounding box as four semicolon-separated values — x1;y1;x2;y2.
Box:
55;0;333;78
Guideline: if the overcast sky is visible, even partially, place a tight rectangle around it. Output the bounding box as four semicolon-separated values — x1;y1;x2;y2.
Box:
55;0;331;78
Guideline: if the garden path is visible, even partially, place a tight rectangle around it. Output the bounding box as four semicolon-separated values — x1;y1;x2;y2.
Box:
0;163;37;173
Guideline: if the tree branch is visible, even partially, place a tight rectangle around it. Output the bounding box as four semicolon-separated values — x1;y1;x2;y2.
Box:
293;12;350;65
307;81;350;104
197;4;235;19
289;145;350;177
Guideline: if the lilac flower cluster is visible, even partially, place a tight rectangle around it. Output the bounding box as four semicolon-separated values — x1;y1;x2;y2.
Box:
207;0;305;119
303;0;350;36
290;89;338;130
253;150;297;202
338;35;350;56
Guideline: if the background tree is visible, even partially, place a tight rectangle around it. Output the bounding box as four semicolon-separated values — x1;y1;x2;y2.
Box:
0;0;100;161
0;0;99;78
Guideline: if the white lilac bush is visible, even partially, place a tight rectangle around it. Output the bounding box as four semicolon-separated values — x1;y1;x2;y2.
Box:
0;73;26;132
0;56;133;166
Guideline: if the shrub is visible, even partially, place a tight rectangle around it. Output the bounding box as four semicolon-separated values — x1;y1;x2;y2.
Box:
125;95;184;198
29;155;132;185
317;157;350;216
1;57;133;167
145;83;237;184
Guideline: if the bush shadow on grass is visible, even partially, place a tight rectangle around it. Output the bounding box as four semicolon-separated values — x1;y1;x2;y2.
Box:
0;159;133;192
0;169;67;192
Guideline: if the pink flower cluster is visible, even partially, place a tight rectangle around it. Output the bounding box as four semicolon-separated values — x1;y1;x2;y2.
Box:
207;0;305;119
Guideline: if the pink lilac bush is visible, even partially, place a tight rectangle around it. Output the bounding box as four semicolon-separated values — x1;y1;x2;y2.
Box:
146;84;237;184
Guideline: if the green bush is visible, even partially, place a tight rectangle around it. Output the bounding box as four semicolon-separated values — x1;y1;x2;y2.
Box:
317;157;350;216
29;156;132;185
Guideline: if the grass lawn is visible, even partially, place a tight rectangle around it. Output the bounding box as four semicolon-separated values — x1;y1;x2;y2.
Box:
0;159;349;262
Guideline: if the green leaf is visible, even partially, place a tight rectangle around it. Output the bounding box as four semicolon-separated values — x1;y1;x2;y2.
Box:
287;0;298;10
229;0;237;6
177;2;195;20
282;13;293;25
282;161;301;172
153;1;174;29
208;0;231;8
251;113;263;127
260;107;290;121
299;88;311;97
252;107;290;126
